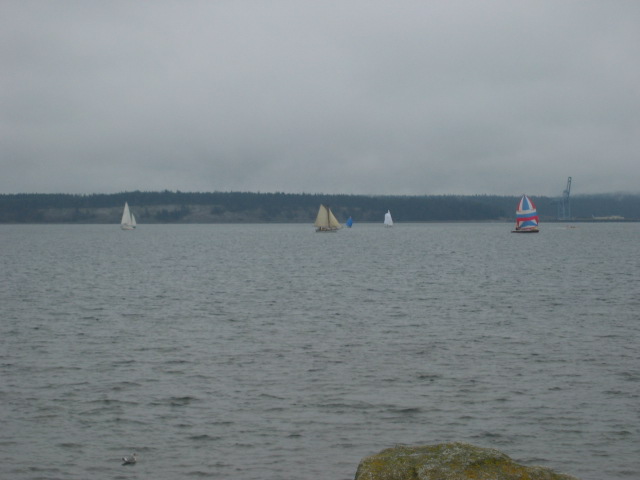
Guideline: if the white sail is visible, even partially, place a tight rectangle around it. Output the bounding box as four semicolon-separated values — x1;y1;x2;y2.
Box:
120;202;136;230
384;210;393;226
327;209;341;229
314;205;328;228
314;204;341;231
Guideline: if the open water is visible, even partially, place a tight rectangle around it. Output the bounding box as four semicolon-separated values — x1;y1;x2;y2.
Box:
1;222;639;480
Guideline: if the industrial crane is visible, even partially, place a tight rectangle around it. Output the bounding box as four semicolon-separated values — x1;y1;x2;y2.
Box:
557;177;572;220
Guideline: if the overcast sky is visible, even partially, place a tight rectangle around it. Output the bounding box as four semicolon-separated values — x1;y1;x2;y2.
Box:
2;1;639;196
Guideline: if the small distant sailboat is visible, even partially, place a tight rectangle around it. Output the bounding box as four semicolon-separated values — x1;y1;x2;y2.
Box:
314;204;342;232
346;216;353;228
120;202;137;230
511;195;539;233
384;210;393;227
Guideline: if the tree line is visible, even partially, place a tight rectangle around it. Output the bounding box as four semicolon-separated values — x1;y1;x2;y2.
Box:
0;191;638;223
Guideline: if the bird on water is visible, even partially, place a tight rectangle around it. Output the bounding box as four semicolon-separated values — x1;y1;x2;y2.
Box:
122;453;137;465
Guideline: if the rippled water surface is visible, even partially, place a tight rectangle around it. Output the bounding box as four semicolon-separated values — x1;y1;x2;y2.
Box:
1;223;639;480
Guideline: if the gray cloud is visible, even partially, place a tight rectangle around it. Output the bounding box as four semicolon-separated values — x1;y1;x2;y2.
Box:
2;0;639;196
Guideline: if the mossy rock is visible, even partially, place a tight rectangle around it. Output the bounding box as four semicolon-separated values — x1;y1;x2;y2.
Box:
354;442;579;480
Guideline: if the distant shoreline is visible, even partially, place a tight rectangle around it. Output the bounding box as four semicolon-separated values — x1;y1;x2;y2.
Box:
1;191;638;223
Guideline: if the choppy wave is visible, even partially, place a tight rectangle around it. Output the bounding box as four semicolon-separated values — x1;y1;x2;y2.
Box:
0;223;638;480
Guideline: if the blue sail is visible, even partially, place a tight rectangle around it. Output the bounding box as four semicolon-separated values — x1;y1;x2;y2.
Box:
346;216;353;227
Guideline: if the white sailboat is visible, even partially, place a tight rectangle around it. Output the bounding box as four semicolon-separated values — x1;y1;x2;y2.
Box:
384;210;393;227
314;204;342;232
120;202;137;230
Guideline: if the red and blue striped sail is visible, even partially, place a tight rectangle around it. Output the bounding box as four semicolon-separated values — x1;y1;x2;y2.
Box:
515;195;539;230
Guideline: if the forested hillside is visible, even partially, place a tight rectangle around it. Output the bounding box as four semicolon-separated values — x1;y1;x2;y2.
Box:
0;191;638;223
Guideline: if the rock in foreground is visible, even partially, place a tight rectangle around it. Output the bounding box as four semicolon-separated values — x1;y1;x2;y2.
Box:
354;442;579;480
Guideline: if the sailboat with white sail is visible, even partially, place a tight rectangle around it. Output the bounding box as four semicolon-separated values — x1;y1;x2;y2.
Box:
314;204;342;232
384;210;393;227
120;202;137;230
511;195;539;233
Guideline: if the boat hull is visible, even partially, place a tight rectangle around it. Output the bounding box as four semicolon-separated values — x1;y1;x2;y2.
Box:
316;227;339;232
511;229;539;233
